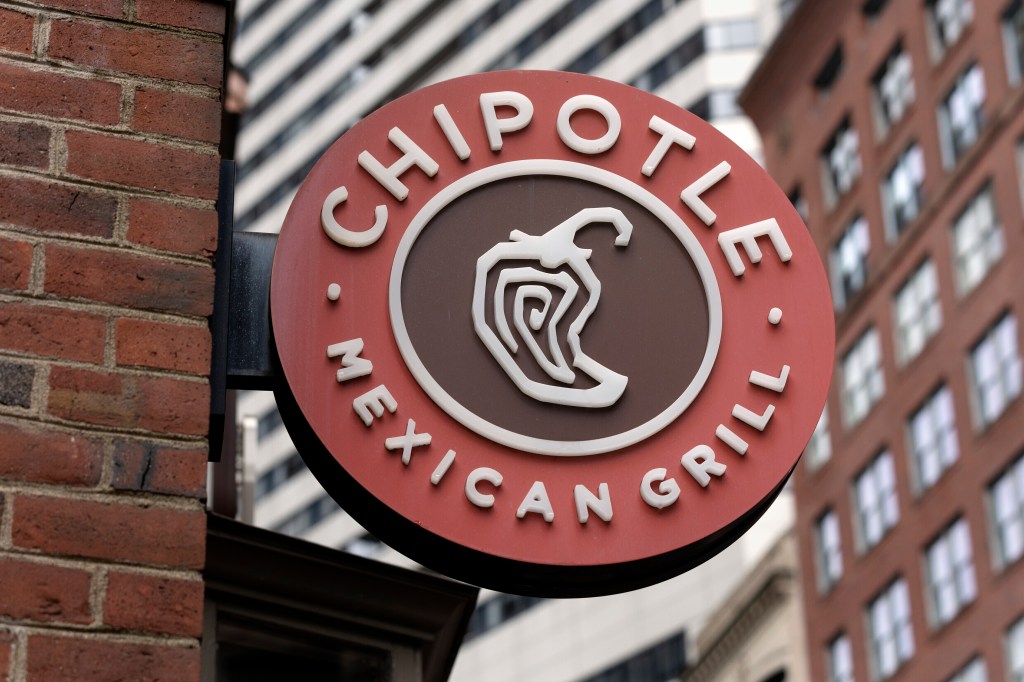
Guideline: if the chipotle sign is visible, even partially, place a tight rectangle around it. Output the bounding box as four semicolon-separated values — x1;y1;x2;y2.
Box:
270;71;833;596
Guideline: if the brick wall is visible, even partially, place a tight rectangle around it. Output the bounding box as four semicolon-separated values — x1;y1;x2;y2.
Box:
0;1;225;680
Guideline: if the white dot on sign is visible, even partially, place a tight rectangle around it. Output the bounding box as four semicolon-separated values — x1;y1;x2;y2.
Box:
768;307;783;325
326;283;342;302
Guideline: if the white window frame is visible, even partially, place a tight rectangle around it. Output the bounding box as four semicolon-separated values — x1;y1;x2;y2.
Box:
815;509;844;592
926;0;974;61
946;656;987;682
951;183;1003;296
1006;615;1024;682
989;453;1024;570
842;327;885;427
937;63;986;168
893;259;942;365
881;143;926;242
806;405;833;472
872;42;915;138
867;578;915;680
969;313;1022;428
830;215;871;312
925;517;977;628
821;118;862;209
828;633;855;682
854;450;900;551
907;385;959;493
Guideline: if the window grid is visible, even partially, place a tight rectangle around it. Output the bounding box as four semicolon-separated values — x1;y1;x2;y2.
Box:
893;259;942;365
842;327;885;427
855;450;899;550
990;453;1024;568
908;385;959;493
952;184;1003;296
881;143;925;241
830;215;870;312
828;633;855;682
946;657;987;682
816;509;843;592
938;63;986;167
970;314;1022;427
872;43;914;136
806;405;833;471
927;0;974;58
868;578;915;679
821;118;862;208
1005;1;1024;85
925;518;977;627
1006;615;1024;682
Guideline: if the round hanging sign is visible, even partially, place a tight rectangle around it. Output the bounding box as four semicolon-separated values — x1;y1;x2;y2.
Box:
270;71;834;596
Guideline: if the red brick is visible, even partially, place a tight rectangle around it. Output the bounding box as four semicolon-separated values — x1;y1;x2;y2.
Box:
0;421;103;486
0;237;32;291
30;0;122;18
116;318;210;373
127;199;217;258
111;441;207;498
133;87;220;144
27;635;199;682
44;243;215;316
0;302;106;362
0;175;116;238
137;0;226;34
48;20;221;88
104;572;202;636
0;8;34;56
0;628;14;682
12;495;205;568
0;62;120;124
0;557;92;625
65;130;219;200
0;120;49;170
48;366;209;436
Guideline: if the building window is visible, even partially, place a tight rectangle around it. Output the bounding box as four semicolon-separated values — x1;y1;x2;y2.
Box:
990;453;1024;569
842;327;885;426
815;43;844;94
578;631;687;682
952;184;1004;296
704;19;759;51
938;63;986;167
881;143;925;241
830;215;870;312
925;518;977;627
872;42;915;137
946;657;987;682
970;314;1022;427
1005;615;1024;681
806;405;833;471
908;385;959;492
855;450;899;550
821;118;861;208
828;633;855;682
465;593;546;641
815;509;843;591
893;259;942;365
1005;1;1024;84
868;578;915;679
926;0;974;60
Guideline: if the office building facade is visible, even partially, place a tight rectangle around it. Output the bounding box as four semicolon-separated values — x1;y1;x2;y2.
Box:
742;1;1024;680
231;1;801;680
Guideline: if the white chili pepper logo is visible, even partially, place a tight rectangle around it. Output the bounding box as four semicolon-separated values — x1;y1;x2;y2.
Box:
472;207;633;408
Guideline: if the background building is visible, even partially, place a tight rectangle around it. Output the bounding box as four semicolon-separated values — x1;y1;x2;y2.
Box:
230;0;811;680
742;1;1024;680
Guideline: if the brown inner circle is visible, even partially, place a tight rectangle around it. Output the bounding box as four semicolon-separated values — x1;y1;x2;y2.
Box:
399;175;710;445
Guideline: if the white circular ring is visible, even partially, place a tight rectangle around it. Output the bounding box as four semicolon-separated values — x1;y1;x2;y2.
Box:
389;160;722;456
